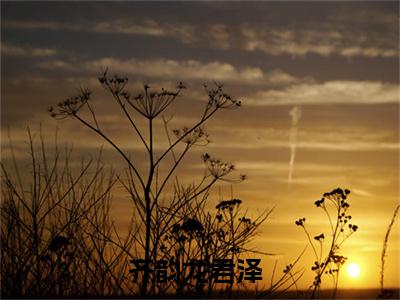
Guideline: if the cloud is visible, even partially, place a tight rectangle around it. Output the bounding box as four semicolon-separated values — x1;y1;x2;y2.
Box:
4;20;81;31
4;19;196;44
339;47;398;58
1;43;57;57
239;25;398;58
39;57;300;85
92;19;196;43
207;24;231;49
88;58;264;82
246;80;399;105
328;8;397;28
5;18;397;58
93;19;165;36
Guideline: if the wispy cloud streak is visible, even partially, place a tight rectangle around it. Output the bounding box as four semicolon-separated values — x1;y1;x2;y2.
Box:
38;57;300;85
288;106;302;188
2;43;57;57
247;81;399;105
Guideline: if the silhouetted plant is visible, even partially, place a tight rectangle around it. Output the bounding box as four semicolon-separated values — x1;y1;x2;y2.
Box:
154;192;272;298
0;129;132;297
3;73;294;298
295;188;358;299
378;204;399;299
256;247;306;299
49;71;274;297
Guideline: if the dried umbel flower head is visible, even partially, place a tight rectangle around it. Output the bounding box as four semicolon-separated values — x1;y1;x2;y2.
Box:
314;233;325;241
49;88;91;119
295;217;306;227
323;188;350;204
99;69;185;119
216;198;242;210
315;188;351;209
204;83;241;109
170;218;204;241
181;218;204;233
202;153;235;179
127;85;183;119
98;71;128;95
173;126;210;146
314;198;325;207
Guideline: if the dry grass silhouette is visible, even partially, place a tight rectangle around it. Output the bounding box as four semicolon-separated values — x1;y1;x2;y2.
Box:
1;129;129;297
379;205;399;299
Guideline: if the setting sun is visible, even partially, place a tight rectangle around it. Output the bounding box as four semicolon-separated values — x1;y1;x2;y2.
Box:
347;262;361;279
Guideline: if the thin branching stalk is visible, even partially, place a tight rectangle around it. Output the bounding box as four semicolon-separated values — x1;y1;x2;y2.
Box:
380;205;399;297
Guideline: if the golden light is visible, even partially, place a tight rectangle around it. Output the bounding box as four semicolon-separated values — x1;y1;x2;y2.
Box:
347;262;361;278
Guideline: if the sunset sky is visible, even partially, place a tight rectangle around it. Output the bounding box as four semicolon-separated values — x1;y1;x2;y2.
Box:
1;1;399;291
